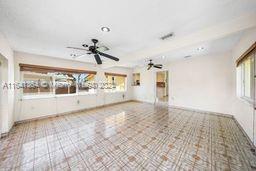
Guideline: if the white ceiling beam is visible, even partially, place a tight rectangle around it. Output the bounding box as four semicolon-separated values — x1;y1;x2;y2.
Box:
105;13;256;68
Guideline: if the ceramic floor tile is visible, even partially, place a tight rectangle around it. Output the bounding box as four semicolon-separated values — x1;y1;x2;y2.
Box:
0;102;256;170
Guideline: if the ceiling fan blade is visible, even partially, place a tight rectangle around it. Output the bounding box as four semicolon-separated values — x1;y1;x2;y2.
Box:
154;65;162;69
147;65;152;70
97;51;119;61
94;54;102;64
66;47;89;51
154;64;163;67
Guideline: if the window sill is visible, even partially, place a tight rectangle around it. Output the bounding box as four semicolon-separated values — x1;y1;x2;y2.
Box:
22;94;55;100
22;92;97;100
104;91;126;94
77;92;97;96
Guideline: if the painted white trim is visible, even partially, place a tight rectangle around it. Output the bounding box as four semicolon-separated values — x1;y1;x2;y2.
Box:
154;69;169;104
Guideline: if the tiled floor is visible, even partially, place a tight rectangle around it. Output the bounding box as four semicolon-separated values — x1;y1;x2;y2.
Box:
0;102;256;170
159;96;168;102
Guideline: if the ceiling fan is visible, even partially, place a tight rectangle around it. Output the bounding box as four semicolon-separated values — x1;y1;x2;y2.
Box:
147;59;163;70
67;39;119;65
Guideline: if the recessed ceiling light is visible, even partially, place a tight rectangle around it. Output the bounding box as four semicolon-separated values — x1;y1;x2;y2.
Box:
197;47;204;51
101;27;110;32
162;56;165;59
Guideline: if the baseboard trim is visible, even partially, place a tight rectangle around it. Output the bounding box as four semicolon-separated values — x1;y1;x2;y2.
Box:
15;100;134;125
232;117;256;149
168;105;234;118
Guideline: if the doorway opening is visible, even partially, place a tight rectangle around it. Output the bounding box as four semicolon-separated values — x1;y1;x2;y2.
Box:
0;56;3;138
156;71;168;104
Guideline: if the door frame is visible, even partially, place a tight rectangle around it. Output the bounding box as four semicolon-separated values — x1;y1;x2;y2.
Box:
0;57;3;138
154;69;169;104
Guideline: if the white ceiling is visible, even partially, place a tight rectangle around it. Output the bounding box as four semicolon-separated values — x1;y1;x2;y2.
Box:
133;31;244;67
0;0;256;67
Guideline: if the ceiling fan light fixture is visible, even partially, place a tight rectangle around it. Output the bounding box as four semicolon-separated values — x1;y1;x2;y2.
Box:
101;27;110;32
197;47;204;51
70;54;77;58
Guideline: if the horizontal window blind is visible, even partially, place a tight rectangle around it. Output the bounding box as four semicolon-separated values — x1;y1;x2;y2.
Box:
105;72;127;77
236;42;256;67
19;63;97;74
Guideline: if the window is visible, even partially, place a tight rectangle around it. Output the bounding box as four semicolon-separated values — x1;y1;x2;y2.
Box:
241;57;253;98
132;73;140;86
236;42;256;102
105;73;126;92
23;73;53;95
20;64;97;97
55;73;77;95
77;73;96;93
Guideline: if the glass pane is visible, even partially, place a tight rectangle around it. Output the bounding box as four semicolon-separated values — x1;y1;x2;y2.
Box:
23;73;53;95
106;75;126;92
115;76;126;91
78;73;95;93
105;75;114;91
55;73;76;95
244;58;251;98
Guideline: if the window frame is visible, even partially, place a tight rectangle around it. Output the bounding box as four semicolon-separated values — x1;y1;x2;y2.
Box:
21;71;55;97
236;42;256;104
104;73;127;93
76;73;97;95
240;56;254;102
20;65;97;99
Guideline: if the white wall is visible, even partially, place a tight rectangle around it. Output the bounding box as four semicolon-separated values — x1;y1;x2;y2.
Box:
0;33;14;134
230;27;256;144
133;53;234;112
133;68;155;103
133;49;255;143
14;52;133;121
169;52;234;114
133;66;169;103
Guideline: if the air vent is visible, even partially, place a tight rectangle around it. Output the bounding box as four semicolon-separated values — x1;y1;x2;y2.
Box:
160;32;174;40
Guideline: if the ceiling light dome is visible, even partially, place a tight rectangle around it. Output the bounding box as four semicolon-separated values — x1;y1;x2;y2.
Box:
101;27;110;32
